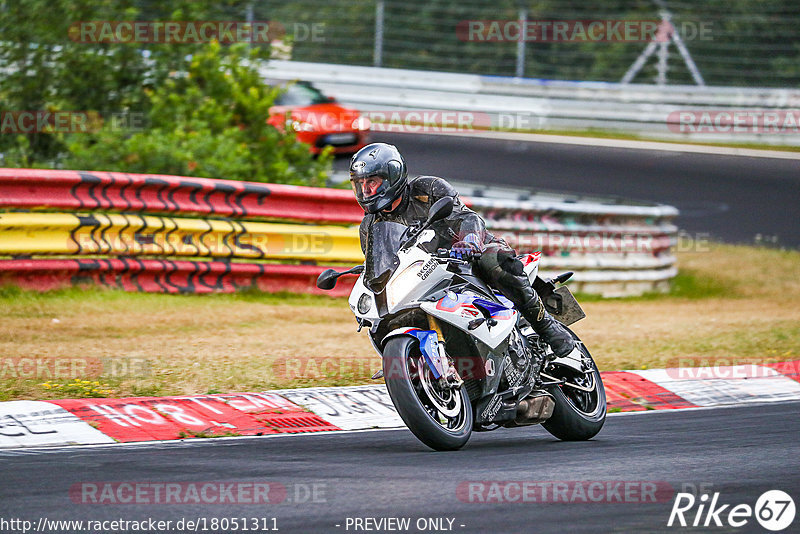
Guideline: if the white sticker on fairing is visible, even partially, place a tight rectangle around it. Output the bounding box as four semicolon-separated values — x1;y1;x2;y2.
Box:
416;258;438;281
485;359;496;377
480;395;502;420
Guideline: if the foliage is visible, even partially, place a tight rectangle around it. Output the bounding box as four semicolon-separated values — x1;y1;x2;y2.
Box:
0;0;330;184
65;42;331;184
263;0;800;87
40;379;115;398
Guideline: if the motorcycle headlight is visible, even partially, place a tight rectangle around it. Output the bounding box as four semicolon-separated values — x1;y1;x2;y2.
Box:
386;261;423;310
357;293;372;314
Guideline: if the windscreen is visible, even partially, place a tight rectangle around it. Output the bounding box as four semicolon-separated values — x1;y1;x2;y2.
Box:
364;221;408;293
274;82;330;106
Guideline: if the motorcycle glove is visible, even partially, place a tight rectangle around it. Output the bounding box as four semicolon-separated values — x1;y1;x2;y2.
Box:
450;233;484;260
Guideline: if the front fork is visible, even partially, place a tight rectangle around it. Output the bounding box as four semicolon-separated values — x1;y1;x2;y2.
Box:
372;319;462;388
428;315;463;388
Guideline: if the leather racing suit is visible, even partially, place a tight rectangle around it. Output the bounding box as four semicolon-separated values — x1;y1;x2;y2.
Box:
358;175;576;358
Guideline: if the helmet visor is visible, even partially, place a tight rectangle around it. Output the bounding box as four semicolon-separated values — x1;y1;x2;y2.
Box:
350;175;386;203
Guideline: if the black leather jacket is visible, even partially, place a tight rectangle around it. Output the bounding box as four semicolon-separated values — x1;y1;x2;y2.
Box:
358;175;496;254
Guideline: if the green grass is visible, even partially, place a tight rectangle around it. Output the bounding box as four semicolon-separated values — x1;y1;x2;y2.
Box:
1;242;798;400
572;270;734;303
0;284;344;312
665;271;734;299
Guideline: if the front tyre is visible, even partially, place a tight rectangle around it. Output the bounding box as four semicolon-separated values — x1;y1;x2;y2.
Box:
542;329;606;441
382;336;473;451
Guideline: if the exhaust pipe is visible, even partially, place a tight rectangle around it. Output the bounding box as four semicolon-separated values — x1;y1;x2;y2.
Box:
505;391;556;427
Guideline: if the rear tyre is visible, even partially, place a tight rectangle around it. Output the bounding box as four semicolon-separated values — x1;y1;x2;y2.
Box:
382;336;473;451
542;329;606;441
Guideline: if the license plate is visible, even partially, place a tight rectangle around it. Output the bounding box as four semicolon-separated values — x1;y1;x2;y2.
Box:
324;133;357;145
545;286;586;326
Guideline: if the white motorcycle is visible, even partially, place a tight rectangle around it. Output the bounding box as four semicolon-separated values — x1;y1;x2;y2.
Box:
317;198;606;451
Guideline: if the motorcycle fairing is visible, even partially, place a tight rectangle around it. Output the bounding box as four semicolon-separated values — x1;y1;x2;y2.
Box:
383;327;447;379
422;292;518;350
474;357;531;425
471;298;515;321
494;293;514;309
348;274;382;323
521;251;541;282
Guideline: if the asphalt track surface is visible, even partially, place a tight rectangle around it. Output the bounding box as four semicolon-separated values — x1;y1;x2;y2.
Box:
2;402;798;534
333;132;800;248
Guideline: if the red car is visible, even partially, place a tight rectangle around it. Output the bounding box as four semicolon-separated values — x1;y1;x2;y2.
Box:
267;80;370;155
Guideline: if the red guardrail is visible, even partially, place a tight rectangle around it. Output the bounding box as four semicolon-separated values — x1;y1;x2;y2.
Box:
0;168;679;296
0;259;356;297
0;168;364;224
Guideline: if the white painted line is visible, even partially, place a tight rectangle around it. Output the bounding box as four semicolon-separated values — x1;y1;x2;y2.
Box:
0;426;407;455
3;359;799;451
605;398;800;417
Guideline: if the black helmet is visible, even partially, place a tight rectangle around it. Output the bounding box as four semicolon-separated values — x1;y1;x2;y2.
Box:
349;143;408;213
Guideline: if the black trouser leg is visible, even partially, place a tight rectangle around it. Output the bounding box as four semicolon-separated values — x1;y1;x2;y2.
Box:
475;244;577;358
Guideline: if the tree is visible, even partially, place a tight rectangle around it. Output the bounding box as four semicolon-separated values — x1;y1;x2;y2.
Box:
0;0;330;184
65;41;331;185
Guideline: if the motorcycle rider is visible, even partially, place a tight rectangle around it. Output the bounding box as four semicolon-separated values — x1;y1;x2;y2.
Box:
350;142;577;358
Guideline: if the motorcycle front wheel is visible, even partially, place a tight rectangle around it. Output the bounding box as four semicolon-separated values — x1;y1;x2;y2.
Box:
382;336;473;451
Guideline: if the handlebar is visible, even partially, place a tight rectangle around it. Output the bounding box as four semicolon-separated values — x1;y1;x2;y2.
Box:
435;248;481;264
435;257;470;265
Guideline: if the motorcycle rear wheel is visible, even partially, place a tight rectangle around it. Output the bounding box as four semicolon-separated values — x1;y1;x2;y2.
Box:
542;329;606;441
382;336;473;451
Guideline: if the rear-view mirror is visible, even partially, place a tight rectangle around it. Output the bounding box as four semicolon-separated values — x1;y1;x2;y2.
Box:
316;269;339;290
427;196;454;224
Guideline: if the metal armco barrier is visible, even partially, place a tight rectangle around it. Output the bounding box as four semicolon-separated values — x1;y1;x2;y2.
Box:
0;168;678;296
261;60;800;145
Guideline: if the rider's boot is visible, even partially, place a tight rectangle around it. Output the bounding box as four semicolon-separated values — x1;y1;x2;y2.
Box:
518;293;577;359
475;243;578;359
